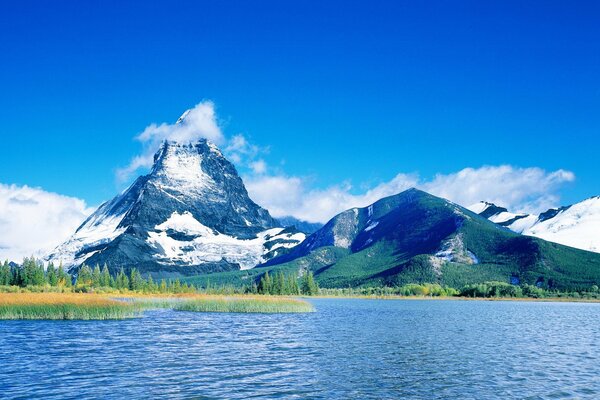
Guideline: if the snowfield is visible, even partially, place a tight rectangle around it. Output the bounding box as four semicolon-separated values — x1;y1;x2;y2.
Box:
469;197;600;253
147;212;302;270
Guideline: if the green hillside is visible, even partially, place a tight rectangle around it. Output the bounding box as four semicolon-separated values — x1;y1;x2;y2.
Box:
185;189;600;291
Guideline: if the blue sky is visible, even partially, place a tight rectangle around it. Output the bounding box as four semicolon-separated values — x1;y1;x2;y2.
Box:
0;1;599;239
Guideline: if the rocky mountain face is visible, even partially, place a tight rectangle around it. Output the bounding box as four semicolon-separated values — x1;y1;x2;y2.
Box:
262;189;600;290
469;197;600;253
48;138;305;277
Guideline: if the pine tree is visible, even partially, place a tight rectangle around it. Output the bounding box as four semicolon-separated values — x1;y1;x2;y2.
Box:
286;274;299;295
173;279;182;293
300;270;319;295
22;257;35;286
159;279;167;293
129;268;143;291
46;262;58;286
0;261;11;286
258;271;272;294
92;264;102;287
146;274;155;292
101;264;111;287
11;264;23;286
278;271;287;295
116;268;129;290
33;261;45;286
57;263;71;287
77;264;93;286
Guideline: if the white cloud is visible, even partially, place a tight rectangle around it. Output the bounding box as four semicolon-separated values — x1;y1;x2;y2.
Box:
113;101;576;225
244;166;575;223
249;159;267;174
421;166;575;213
245;173;419;223
117;101;224;181
0;184;94;262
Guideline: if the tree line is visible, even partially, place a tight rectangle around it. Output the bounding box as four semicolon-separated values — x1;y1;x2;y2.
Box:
256;270;319;295
0;258;71;287
0;258;195;294
0;258;320;296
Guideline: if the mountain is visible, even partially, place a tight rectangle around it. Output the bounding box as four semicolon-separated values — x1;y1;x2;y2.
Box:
277;216;324;234
258;189;600;290
48;135;305;277
469;197;600;253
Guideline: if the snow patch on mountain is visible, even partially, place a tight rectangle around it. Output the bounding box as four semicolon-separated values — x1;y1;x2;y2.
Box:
147;211;301;270
468;202;492;214
489;211;522;224
470;197;600;253
151;142;217;195
47;211;127;267
522;197;600;252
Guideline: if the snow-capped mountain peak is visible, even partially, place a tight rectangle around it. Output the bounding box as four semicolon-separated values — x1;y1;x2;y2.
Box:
150;141;217;193
469;196;600;253
47;138;305;276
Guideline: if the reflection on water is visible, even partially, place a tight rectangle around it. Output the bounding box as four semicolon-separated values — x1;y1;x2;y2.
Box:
1;299;599;399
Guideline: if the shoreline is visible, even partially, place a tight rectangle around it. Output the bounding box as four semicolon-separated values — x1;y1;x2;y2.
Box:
306;294;600;303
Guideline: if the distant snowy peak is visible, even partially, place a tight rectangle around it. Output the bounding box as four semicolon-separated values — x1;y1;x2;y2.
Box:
469;197;600;253
467;201;529;225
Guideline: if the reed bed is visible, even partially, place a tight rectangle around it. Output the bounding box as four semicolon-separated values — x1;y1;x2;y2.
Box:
0;293;139;320
173;295;314;314
0;293;314;319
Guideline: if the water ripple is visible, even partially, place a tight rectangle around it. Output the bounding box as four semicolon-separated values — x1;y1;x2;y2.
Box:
1;300;600;399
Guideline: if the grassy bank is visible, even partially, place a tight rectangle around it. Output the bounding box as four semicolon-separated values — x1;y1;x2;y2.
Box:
0;293;139;320
0;293;315;319
173;295;315;314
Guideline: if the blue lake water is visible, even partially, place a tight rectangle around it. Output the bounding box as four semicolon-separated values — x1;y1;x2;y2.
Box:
1;298;600;399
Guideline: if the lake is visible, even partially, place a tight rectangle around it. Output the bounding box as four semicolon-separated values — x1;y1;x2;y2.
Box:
1;298;599;399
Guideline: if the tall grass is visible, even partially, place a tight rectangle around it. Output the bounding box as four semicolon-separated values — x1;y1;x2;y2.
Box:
0;293;314;319
174;295;314;314
0;293;138;320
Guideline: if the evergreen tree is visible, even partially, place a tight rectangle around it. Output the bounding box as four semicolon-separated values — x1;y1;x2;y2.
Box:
146;274;156;292
0;261;11;286
33;261;45;286
116;268;129;290
92;264;102;287
101;264;111;287
159;279;167;293
77;264;93;286
258;271;272;294
21;257;45;287
286;274;299;295
274;271;285;295
11;264;23;286
57;263;71;287
22;257;35;286
172;279;182;293
46;262;58;286
300;270;319;295
129;268;143;291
